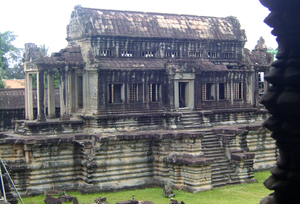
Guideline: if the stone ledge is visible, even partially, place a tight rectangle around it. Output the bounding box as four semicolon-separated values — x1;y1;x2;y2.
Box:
83;112;181;119
164;156;214;166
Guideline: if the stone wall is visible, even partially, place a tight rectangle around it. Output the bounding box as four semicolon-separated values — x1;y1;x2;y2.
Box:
0;124;276;197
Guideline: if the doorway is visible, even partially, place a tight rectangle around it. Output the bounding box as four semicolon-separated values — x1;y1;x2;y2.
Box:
179;82;188;108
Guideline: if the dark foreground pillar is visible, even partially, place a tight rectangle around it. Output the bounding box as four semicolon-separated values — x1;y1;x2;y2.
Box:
259;0;300;203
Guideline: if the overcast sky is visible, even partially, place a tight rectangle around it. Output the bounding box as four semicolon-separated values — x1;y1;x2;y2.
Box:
1;0;277;54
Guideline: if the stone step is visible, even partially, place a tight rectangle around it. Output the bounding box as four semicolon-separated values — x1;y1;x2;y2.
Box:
211;168;235;175
181;114;199;118
211;162;231;168
203;144;221;149
204;131;216;134
211;177;229;184
181;121;194;125
202;134;216;138
184;125;203;129
213;159;230;164
202;147;223;151
203;134;217;137
202;139;220;143
202;137;219;142
211;170;234;177
204;153;225;158
180;116;200;120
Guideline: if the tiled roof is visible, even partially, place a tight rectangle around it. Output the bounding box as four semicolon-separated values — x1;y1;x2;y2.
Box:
0;88;60;109
98;58;167;70
199;61;228;71
98;58;228;71
0;89;26;109
68;6;246;41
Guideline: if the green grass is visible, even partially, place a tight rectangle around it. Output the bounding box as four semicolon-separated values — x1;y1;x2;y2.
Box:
21;171;272;204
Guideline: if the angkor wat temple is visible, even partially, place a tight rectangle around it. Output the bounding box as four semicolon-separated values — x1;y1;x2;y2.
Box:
0;5;276;198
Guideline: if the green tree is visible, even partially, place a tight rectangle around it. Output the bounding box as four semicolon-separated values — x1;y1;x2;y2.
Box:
0;31;20;88
3;48;24;79
40;44;49;57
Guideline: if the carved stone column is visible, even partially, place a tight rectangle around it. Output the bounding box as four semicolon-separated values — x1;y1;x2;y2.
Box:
36;70;46;121
25;73;34;120
60;68;70;120
68;68;76;113
259;1;300;203
47;70;56;118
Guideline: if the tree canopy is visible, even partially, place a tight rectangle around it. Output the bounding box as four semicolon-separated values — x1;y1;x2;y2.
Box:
0;31;23;88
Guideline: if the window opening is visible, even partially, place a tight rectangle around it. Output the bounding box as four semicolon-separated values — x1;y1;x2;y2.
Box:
148;84;160;102
165;51;180;58
141;51;155;58
121;51;134;57
109;84;124;103
207;52;217;58
188;51;202;58
129;84;143;103
202;83;215;101
222;53;233;58
219;83;229;100
234;83;243;99
99;50;114;57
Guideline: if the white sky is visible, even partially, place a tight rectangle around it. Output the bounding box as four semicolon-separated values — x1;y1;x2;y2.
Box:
1;0;277;54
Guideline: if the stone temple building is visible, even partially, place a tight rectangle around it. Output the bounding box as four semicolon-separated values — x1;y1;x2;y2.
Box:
0;6;275;199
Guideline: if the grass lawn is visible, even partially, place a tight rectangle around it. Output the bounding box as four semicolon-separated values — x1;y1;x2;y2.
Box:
21;171;272;204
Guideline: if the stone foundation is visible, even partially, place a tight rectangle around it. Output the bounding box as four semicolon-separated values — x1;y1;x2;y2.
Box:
0;124;276;196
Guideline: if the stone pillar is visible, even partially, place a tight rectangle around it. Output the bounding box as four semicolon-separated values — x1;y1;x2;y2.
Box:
68;69;76;113
174;81;179;108
230;73;234;104
25;73;34;120
253;68;260;108
82;69;98;114
188;79;195;110
259;1;300;203
245;73;252;105
47;70;56;118
36;70;46;121
60;68;69;120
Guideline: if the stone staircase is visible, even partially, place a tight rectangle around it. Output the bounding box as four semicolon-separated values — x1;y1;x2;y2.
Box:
179;110;203;129
200;130;237;187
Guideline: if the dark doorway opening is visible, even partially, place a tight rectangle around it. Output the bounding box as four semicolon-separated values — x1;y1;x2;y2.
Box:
219;83;225;100
77;76;83;109
179;82;188;107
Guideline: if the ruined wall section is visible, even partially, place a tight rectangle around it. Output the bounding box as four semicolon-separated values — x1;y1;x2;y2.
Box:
0;135;83;195
237;126;277;170
0;127;268;195
218;125;277;171
0;126;274;196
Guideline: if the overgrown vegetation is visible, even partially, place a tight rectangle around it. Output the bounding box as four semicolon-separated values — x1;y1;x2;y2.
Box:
21;171;272;204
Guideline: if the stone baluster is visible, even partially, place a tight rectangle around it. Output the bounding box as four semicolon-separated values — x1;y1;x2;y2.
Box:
259;0;300;203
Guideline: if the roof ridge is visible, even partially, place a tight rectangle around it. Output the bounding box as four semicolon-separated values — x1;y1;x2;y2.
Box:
81;7;229;19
